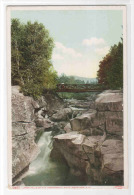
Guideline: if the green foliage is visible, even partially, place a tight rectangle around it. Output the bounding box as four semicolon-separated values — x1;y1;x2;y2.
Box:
97;41;123;89
11;19;24;85
57;74;99;99
11;19;58;99
58;74;85;84
44;66;58;89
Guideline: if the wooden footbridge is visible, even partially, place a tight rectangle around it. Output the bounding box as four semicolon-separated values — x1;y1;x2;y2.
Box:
56;84;107;93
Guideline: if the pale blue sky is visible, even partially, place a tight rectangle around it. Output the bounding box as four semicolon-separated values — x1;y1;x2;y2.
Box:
11;9;123;78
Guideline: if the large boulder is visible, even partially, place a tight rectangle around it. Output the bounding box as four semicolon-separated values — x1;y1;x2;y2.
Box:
70;110;97;131
51;132;123;185
51;132;90;178
51;132;104;180
95;90;123;112
70;110;105;136
51;108;73;122
43;93;65;115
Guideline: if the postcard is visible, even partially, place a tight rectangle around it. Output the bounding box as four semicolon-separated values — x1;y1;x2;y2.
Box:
7;5;127;189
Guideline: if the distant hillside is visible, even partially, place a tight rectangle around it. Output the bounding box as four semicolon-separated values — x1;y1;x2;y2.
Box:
71;76;98;84
58;74;98;84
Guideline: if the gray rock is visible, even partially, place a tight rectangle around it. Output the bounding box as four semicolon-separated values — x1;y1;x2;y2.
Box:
100;139;124;185
65;99;91;109
51;90;124;185
35;118;54;130
51;132;89;176
51;132;123;185
36;96;47;109
12;86;37;122
95;90;123;112
51;108;73;121
35;108;45;119
44;93;65;114
12;86;39;183
64;123;72;133
105;112;123;136
70;110;97;131
12;122;39;181
51;132;103;178
70;90;123;138
12;122;36;137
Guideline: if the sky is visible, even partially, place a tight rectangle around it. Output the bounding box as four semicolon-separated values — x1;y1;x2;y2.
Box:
11;9;123;78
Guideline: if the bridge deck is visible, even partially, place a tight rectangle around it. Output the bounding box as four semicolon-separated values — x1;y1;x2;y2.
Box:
56;84;107;93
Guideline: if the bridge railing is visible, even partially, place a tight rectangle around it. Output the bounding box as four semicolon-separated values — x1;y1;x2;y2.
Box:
56;83;109;92
57;83;107;90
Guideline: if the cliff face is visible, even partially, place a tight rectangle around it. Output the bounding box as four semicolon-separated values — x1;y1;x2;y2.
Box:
12;86;39;184
12;86;65;184
51;90;124;185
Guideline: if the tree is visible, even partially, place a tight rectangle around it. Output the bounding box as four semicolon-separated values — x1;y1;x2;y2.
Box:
44;66;58;89
97;41;123;89
11;19;58;99
11;19;24;85
58;74;86;84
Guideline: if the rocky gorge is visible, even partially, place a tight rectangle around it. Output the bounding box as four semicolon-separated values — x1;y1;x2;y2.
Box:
12;86;123;186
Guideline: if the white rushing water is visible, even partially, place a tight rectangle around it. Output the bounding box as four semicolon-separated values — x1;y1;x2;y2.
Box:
22;131;86;186
28;131;53;175
22;131;69;186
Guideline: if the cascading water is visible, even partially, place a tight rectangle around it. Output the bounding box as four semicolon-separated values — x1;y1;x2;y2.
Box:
22;131;69;186
26;131;53;175
22;131;86;186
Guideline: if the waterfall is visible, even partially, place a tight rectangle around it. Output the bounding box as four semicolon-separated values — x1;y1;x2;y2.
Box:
22;131;69;186
28;131;53;175
22;130;86;186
